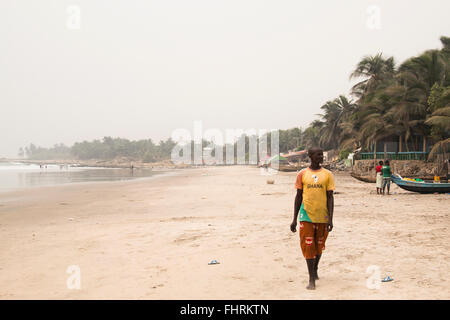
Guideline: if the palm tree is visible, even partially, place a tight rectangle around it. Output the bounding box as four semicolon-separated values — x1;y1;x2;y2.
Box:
350;53;396;101
399;50;446;93
318;95;357;150
426;106;450;130
425;84;450;136
349;54;397;154
303;120;324;149
354;78;398;153
384;71;429;151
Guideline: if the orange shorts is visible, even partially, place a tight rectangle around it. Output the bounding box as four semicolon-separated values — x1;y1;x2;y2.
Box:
299;221;329;259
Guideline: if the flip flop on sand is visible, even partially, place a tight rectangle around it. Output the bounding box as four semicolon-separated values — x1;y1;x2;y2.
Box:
208;260;220;265
382;276;393;282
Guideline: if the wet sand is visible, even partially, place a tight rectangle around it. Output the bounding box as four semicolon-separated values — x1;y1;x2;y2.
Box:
0;166;448;299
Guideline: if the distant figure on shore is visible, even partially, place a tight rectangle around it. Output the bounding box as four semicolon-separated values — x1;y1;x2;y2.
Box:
381;160;392;195
445;159;449;182
437;158;449;182
290;147;335;290
375;160;383;195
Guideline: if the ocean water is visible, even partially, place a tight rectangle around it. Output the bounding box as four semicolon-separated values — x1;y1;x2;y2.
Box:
0;162;158;193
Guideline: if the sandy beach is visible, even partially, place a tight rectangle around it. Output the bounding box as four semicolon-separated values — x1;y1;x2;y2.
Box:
0;166;449;300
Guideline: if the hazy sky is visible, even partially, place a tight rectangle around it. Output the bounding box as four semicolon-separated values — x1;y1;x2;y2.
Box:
1;0;449;157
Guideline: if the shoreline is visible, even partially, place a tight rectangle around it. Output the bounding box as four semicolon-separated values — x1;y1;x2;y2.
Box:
0;166;449;299
0;168;180;197
0;158;192;170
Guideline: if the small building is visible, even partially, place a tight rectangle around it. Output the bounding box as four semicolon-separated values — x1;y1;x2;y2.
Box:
358;134;432;160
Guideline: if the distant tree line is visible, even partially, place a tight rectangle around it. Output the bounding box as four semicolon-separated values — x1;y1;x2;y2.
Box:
20;133;294;163
20;137;178;162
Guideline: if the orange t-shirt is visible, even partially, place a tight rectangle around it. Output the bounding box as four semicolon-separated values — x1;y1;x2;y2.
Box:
294;167;335;223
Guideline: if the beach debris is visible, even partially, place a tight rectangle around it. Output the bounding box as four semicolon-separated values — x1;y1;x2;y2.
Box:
261;192;286;196
382;275;394;282
68;218;74;221
208;259;220;265
266;179;274;184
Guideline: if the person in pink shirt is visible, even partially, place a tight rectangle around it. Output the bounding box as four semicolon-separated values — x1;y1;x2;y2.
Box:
375;160;383;195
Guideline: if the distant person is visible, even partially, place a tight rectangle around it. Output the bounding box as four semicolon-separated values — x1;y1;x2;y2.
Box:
290;147;335;290
445;158;449;182
439;158;448;182
381;160;392;195
375;160;383;195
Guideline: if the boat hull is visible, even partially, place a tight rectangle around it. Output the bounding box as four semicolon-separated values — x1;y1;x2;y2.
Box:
391;175;450;194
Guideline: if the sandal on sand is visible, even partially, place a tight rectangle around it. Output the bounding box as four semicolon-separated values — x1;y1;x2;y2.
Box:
382;276;393;282
208;260;220;265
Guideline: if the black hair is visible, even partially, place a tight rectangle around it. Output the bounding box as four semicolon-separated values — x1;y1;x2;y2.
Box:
379;161;383;165
385;160;390;165
307;147;323;157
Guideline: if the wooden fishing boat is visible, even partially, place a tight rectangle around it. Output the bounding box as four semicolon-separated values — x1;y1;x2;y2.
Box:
350;172;375;183
391;174;450;194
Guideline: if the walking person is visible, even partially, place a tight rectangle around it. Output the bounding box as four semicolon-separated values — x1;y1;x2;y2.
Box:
290;147;335;290
376;160;383;194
